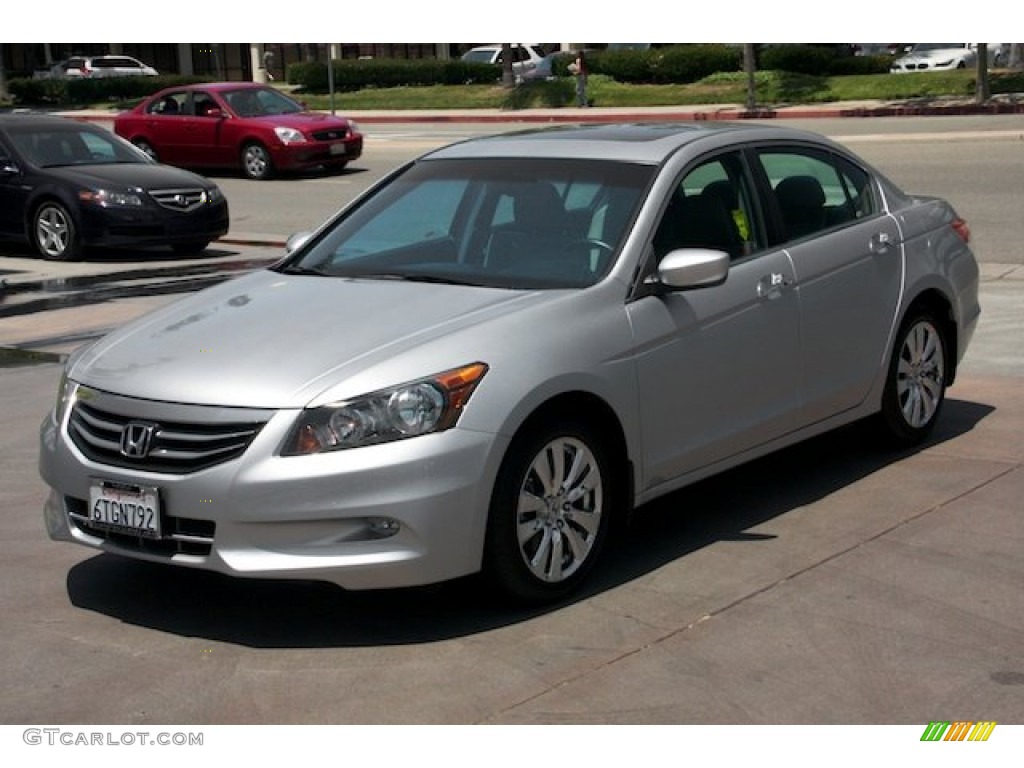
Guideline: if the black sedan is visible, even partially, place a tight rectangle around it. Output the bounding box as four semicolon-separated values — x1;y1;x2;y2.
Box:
0;115;228;261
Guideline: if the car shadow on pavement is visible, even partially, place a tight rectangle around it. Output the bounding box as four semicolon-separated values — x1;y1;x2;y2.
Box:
64;397;995;648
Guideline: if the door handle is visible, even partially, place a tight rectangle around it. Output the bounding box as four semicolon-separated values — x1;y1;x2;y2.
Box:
757;273;791;300
869;231;891;253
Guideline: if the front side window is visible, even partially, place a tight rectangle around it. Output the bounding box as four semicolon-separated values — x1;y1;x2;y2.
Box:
757;148;878;243
223;88;303;117
652;152;761;261
279;157;654;289
148;92;187;115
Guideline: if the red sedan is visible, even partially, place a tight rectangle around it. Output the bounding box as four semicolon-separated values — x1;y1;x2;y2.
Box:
114;83;363;180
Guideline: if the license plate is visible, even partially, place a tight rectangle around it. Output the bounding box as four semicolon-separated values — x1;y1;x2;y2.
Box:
329;143;347;156
88;481;161;538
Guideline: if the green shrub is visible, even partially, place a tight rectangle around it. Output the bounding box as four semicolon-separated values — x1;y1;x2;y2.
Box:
588;49;657;83
650;45;742;84
828;54;895;76
288;59;501;92
759;45;835;76
6;74;208;106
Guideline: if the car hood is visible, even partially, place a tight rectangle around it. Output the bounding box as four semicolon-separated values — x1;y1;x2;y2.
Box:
245;111;355;131
42;162;213;190
70;269;553;409
897;48;965;62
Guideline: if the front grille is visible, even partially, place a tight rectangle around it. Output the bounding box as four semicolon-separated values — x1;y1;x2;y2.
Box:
312;128;348;141
69;400;266;474
149;187;207;212
66;496;214;556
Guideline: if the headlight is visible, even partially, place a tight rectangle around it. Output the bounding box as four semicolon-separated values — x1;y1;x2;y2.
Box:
78;188;143;207
935;59;954;67
282;362;488;455
203;185;223;203
53;370;78;425
274;126;307;145
347;120;360;133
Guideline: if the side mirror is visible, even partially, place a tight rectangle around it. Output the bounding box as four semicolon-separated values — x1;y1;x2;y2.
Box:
0;156;18;175
285;231;313;254
654;248;730;291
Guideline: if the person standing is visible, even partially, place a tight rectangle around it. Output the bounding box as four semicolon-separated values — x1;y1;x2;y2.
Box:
568;50;588;107
263;48;276;82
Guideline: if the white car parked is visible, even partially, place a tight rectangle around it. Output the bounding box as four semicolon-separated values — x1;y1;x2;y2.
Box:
460;44;546;80
48;55;158;79
890;43;977;72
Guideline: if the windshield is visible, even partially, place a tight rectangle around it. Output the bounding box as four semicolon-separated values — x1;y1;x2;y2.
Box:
9;125;148;168
222;88;304;117
279;157;653;289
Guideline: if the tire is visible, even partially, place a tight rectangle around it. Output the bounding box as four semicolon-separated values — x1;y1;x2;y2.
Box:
241;142;273;180
133;139;158;162
171;240;211;254
485;418;613;603
880;310;948;446
33;201;82;261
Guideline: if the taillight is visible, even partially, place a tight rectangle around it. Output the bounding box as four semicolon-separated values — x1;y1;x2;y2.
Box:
952;217;970;243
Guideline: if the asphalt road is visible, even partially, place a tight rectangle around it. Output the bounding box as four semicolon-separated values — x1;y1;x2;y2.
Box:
1;115;1023;733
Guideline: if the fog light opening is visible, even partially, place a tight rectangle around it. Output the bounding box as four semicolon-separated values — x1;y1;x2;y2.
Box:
367;517;401;539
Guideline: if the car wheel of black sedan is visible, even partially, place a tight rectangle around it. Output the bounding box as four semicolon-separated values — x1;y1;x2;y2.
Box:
241;142;273;180
880;310;948;445
485;418;613;603
33;201;81;261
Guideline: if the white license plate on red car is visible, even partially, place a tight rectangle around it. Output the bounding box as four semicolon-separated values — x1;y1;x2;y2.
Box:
88;480;161;538
329;143;347;156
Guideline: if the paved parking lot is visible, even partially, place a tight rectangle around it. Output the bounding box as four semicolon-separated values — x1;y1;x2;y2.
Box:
1;115;1022;733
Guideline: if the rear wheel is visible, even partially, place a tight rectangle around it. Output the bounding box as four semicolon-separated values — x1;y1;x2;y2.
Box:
241;142;273;180
880;310;948;445
485;418;613;603
33;201;81;261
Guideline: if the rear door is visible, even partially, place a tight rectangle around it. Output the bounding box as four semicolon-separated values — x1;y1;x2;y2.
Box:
137;90;191;164
754;145;902;423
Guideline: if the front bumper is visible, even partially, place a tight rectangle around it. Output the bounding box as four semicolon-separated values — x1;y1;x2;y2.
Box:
271;136;364;171
39;388;507;590
77;199;229;249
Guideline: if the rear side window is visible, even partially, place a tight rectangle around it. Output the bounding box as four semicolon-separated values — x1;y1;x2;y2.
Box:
757;147;878;244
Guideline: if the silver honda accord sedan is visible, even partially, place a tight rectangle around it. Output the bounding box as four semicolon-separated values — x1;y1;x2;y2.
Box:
39;123;980;603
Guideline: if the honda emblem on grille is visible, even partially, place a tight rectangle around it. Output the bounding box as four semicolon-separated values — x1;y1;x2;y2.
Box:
120;422;156;458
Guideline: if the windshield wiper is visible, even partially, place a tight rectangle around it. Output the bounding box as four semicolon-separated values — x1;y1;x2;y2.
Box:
347;271;482;287
281;264;331;277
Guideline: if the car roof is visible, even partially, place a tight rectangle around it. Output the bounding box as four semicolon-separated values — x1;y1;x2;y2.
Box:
152;82;268;93
0;114;103;132
423;122;840;165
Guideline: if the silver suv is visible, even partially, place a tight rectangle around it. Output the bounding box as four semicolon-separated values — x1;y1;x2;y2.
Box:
49;55;158;79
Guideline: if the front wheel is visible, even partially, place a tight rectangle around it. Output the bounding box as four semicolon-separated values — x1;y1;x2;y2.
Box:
485;419;613;603
879;311;948;445
241;142;273;180
33;201;81;261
